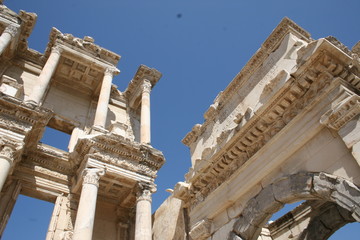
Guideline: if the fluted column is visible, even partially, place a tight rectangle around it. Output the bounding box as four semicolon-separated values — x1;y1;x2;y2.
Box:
27;45;62;105
93;68;114;128
134;183;155;240
140;80;152;144
73;168;105;240
0;140;20;192
0;25;18;56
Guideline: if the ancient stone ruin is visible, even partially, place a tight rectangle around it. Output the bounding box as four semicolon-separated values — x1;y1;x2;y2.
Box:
0;2;359;240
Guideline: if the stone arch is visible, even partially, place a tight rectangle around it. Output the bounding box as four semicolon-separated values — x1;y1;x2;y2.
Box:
296;201;356;240
228;172;360;240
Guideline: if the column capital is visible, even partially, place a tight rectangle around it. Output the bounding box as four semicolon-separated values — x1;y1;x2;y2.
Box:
82;168;105;187
136;182;156;202
51;45;63;55
104;67;120;77
142;79;152;94
0;138;22;163
4;24;19;38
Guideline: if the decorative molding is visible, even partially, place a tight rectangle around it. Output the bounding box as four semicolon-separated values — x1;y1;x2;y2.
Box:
45;27;120;66
187;48;360;208
82;168;105;187
320;87;360;130
189;219;212;240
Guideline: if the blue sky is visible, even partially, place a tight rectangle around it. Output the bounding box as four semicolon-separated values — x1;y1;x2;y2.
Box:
3;0;360;239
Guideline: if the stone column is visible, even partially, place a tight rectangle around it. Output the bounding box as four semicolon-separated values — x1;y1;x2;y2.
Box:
140;80;152;144
0;25;18;56
27;45;62;105
134;183;154;240
93;68;114;128
73;168;105;240
0;141;20;192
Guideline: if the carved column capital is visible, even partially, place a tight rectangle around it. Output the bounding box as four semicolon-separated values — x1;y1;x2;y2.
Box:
0;138;22;163
51;45;63;55
142;79;152;94
82;168;105;187
136;182;156;203
4;25;19;38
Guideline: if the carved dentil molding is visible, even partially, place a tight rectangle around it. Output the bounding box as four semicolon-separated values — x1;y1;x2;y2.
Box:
320;86;360;130
82;168;105;187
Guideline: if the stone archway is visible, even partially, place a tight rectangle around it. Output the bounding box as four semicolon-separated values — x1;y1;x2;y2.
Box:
296;201;356;240
228;172;360;240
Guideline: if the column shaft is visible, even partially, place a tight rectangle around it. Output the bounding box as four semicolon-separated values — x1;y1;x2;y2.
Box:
0;157;12;192
0;25;18;56
140;80;151;144
93;68;113;128
73;168;104;240
28;46;62;105
0;144;18;192
134;185;153;240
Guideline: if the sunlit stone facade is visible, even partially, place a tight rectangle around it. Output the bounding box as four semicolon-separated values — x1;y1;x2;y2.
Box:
0;2;360;240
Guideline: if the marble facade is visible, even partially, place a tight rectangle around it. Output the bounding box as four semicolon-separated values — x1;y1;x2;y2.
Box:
153;18;360;240
0;3;164;240
0;2;360;240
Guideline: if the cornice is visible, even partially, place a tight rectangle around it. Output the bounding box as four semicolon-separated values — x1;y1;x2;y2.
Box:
44;27;120;66
186;40;360;208
72;132;165;178
125;64;162;108
183;18;312;147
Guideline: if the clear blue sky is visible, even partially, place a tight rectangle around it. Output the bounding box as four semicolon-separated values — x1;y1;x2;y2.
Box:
3;0;360;239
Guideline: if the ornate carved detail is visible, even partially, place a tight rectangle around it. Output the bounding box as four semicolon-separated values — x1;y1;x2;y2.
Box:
320;88;360;130
61;231;73;240
173;181;190;201
3;25;19;38
46;27;120;66
73;135;165;177
82;168;105;187
142;79;152;94
104;67;118;77
188;50;360;208
189;219;212;240
125;65;162;100
136;182;156;203
182;124;202;146
51;45;63;55
0;137;22;163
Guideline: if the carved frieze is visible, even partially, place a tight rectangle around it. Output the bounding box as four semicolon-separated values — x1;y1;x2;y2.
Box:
188;47;360;208
73;133;165;178
320;87;360;130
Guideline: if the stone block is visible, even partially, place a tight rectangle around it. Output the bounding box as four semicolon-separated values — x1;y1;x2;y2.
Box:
312;172;338;198
272;173;313;204
255;185;284;214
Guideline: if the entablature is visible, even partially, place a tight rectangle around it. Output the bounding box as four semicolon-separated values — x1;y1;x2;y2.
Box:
183;31;360;212
125;64;162;109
